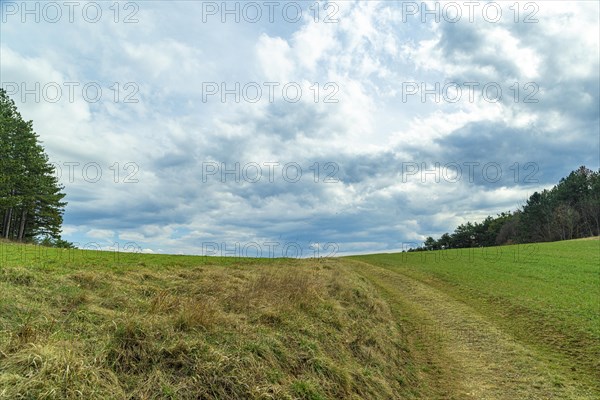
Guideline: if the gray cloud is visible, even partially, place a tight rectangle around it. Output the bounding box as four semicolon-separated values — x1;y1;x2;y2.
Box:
1;1;598;254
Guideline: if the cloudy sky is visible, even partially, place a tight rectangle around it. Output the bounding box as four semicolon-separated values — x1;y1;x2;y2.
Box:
1;1;598;256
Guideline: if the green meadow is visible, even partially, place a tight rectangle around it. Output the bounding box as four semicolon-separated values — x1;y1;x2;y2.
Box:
0;238;598;399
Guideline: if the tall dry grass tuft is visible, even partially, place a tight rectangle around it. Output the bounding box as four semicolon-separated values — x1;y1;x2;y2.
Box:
106;322;154;374
0;343;124;398
228;267;325;314
173;298;220;332
0;267;35;286
148;290;180;314
2;320;41;355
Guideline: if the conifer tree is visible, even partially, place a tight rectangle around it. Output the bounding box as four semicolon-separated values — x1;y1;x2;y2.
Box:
0;88;67;242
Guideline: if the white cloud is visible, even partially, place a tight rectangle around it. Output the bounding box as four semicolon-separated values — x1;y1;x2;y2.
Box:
256;34;294;82
1;1;597;255
87;229;115;240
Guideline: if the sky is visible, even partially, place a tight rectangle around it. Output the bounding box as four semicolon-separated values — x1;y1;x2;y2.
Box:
1;1;598;257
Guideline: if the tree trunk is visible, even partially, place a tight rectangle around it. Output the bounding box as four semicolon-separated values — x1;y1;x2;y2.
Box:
4;208;12;239
18;209;27;242
1;211;6;237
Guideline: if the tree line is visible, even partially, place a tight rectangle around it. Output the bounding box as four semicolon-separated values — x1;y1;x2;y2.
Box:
0;89;70;246
415;166;600;251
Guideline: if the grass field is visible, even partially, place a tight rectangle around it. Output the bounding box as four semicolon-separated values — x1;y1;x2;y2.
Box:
351;238;600;399
0;238;598;399
0;241;417;399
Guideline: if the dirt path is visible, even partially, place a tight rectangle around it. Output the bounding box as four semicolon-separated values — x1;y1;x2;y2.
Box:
347;259;595;400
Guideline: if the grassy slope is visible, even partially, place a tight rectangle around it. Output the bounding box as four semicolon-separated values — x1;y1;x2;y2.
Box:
0;238;598;398
0;241;422;399
351;238;600;394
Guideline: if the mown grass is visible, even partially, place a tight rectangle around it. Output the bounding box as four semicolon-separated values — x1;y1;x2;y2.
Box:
352;237;600;392
0;241;421;399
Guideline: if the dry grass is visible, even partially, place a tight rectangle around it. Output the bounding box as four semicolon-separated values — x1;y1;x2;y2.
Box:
0;249;419;399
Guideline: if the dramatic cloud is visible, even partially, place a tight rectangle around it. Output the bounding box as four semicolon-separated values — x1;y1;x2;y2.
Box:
1;1;598;256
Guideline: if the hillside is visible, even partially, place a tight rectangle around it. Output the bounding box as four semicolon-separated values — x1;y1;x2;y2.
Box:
1;238;599;399
0;242;418;399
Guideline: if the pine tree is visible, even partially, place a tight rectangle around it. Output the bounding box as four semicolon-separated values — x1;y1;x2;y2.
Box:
0;88;67;242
